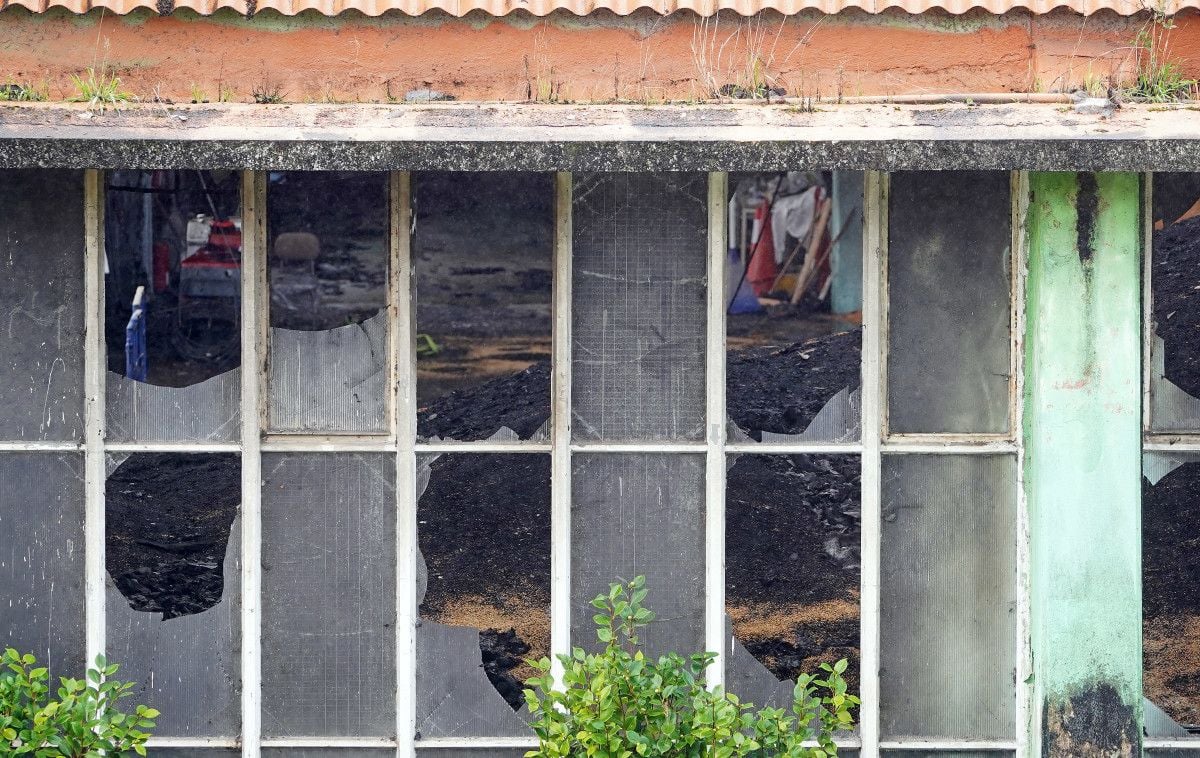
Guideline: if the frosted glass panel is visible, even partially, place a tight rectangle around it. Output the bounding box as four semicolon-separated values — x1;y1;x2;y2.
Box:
0;453;85;683
571;173;707;442
571;454;705;657
261;453;396;737
0;170;85;441
880;454;1016;739
887;171;1011;435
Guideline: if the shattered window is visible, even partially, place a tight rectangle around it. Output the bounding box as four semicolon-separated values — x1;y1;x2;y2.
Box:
880;455;1016;740
1149;173;1200;431
415;172;553;442
0;169;86;441
726;171;863;443
267;172;390;433
415;451;550;738
1144;453;1200;738
105;453;241;737
725;453;860;712
887;171;1012;436
260;452;396;738
105;170;241;442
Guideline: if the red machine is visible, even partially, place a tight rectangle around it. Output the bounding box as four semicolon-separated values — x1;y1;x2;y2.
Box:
172;219;242;361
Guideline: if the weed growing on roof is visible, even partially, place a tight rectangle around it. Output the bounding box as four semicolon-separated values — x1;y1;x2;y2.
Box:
252;79;287;104
523;576;857;757
189;82;208;103
0;81;48;102
1124;3;1197;102
71;67;132;112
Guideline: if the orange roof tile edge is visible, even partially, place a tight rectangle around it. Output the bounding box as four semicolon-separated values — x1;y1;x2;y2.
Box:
3;0;1193;15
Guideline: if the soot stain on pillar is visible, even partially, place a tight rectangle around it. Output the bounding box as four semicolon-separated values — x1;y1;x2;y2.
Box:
1076;172;1099;264
106;453;241;620
1043;683;1138;758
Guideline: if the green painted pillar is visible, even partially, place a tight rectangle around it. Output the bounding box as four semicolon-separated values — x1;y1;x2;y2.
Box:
1025;172;1143;757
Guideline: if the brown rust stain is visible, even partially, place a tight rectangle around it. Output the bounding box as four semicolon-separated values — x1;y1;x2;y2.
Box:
1043;683;1139;758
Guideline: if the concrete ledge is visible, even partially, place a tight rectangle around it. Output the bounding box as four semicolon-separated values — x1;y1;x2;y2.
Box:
1;102;1198;171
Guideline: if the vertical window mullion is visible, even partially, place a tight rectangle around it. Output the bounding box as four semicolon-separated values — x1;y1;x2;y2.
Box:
83;168;106;668
393;171;418;758
705;171;728;690
550;171;573;687
860;170;887;758
241;169;268;758
1013;170;1033;758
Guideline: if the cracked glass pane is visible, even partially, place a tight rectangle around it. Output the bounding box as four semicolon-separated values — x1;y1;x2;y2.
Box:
725;171;863;444
880;454;1016;739
261;453;396;737
571;173;707;442
1149;173;1200;432
105;170;241;443
0;169;85;441
572;453;705;657
1144;452;1200;737
887;171;1012;435
415;451;550;739
0;453;85;684
105;452;241;737
414;173;553;442
267;172;389;433
725;454;860;715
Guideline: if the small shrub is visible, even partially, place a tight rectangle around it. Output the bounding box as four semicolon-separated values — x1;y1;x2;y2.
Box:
523;576;857;757
0;648;159;756
1123;5;1197;103
71;67;132;111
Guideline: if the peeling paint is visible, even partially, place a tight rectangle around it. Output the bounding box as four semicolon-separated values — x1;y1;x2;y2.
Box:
1042;683;1139;757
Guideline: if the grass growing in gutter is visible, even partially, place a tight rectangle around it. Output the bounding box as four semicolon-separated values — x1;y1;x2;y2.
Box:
0;81;48;102
71;67;132;111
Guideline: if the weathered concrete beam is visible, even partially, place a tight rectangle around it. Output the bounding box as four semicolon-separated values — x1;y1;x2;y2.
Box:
0;103;1199;171
1025;171;1143;757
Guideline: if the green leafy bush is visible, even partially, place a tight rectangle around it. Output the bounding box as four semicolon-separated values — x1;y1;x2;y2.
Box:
523;576;857;757
1;648;159;757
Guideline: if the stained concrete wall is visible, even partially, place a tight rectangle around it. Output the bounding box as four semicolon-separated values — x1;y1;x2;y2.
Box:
0;6;1197;103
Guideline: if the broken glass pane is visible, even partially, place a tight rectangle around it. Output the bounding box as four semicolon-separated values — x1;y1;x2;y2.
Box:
572;454;705;657
880;454;1016;739
571;173;707;442
1144;452;1200;735
105;170;241;443
726;171;862;443
261;452;396;737
415;451;550;738
887;171;1011;435
725;454;860;712
105;452;241;737
267;172;389;433
1149;173;1200;432
0;169;85;441
0;453;86;684
414;173;553;441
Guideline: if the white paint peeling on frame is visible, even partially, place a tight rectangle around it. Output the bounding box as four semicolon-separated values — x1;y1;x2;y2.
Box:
393;170;419;758
83;168;106;667
859;169;887;758
1012;169;1033;758
241;169;267;758
550;171;573;688
704;171;728;690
